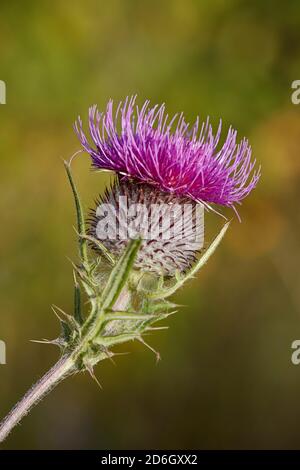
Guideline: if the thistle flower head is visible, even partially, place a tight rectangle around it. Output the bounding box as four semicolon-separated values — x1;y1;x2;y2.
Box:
75;95;260;209
88;178;204;276
75;96;260;275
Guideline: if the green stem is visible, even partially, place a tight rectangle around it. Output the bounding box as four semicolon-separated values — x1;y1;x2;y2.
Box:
0;282;133;444
0;159;230;445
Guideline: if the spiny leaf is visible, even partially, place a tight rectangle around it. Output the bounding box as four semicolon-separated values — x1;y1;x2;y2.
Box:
94;332;140;348
70;260;97;298
149;222;230;300
138;310;177;331
30;338;65;348
104;311;158;322
77;232;115;266
64;160;89;268
99;238;142;311
142;299;178;314
52;304;80;332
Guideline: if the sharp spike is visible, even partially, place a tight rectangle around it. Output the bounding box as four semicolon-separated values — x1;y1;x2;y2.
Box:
51;305;64;322
111;351;131;357
103;347;116;366
30;338;63;347
52;304;69;318
138;337;161;363
52;304;79;328
86;363;103;389
146;326;169;331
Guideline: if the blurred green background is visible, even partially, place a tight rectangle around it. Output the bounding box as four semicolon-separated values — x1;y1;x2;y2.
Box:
1;0;300;450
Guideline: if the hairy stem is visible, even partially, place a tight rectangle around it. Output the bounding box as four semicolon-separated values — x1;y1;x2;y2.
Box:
0;164;142;444
0;156;228;444
0;355;75;443
0;286;132;444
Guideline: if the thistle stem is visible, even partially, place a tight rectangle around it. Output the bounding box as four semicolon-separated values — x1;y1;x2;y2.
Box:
0;288;131;444
0;355;75;443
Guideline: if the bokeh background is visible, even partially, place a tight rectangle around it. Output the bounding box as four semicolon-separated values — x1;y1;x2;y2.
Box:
1;0;300;450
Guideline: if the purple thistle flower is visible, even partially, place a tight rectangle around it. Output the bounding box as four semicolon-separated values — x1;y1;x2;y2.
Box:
74;96;260;210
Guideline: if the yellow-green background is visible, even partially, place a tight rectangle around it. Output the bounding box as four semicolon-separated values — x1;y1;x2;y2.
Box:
1;0;300;449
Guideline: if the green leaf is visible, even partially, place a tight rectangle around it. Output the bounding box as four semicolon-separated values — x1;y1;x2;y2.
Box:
99;238;141;311
64;160;89;268
145;300;178;313
103;311;158;322
95;332;140;348
80;239;141;341
149;222;230;300
78;233;116;266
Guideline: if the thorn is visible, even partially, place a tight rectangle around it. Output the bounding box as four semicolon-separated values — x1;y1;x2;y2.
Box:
51;305;64;322
161;310;177;318
51;305;80;336
73;269;79;287
66;257;85;276
66;255;74;265
103;347;116;366
66;257;82;274
146;326;169;331
67;260;96;289
111;351;131;357
52;304;70;318
86;363;103;389
52;304;76;326
138;337;161;363
30;338;63;346
52;304;78;325
30;338;50;344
